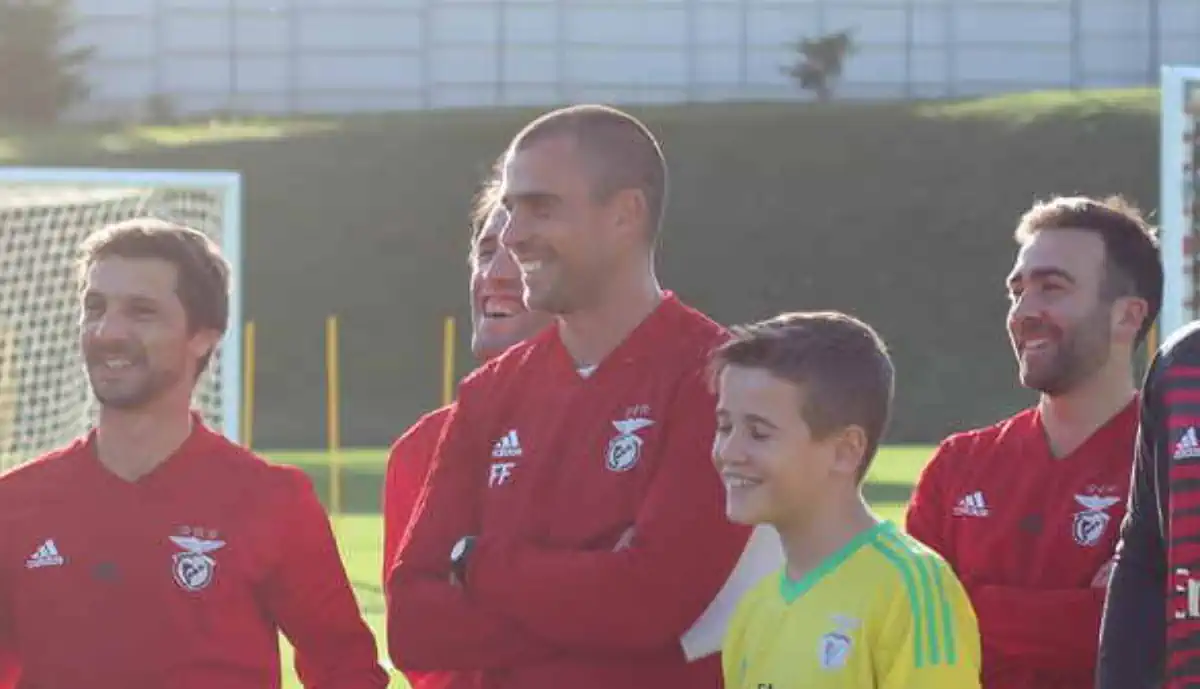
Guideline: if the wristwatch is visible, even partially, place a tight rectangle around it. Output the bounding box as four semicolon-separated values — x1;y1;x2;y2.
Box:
450;535;477;585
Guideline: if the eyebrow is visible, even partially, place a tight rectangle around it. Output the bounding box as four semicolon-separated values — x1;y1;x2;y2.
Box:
745;413;780;429
82;289;162;304
1007;266;1076;289
503;190;558;208
716;408;780;429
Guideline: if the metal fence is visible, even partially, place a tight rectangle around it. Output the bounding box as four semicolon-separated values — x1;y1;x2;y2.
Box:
69;0;1200;119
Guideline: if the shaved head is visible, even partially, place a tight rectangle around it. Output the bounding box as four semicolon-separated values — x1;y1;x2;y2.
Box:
506;104;668;241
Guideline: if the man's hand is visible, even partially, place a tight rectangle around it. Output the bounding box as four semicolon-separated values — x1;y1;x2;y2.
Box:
612;527;635;552
1092;558;1115;589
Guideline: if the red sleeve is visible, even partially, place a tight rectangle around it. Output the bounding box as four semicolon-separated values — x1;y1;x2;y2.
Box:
382;408;448;580
381;408;462;689
387;373;561;671
464;366;754;652
0;570;17;689
972;584;1104;672
906;437;1105;677
0;654;16;689
260;469;390;689
904;440;954;560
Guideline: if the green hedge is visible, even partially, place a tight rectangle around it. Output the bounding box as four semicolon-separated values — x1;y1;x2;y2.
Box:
4;89;1161;449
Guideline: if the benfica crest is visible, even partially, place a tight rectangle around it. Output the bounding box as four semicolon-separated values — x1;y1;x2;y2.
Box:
606;417;654;472
1071;494;1121;547
819;632;852;670
818;614;860;670
169;534;226;592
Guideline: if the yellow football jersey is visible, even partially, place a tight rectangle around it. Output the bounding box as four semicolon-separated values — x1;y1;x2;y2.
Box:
722;520;981;689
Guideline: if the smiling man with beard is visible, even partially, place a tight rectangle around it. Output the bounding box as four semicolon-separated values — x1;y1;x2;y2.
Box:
904;195;1162;689
0;218;387;689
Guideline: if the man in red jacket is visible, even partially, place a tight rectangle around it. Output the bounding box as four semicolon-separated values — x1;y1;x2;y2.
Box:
0;218;388;689
387;104;760;688
382;174;552;689
905;195;1162;689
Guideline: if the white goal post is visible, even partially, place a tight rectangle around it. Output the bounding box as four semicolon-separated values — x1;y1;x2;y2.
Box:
1160;65;1200;341
0;166;242;470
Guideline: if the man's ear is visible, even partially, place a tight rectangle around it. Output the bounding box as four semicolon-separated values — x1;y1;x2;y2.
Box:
609;187;649;242
1112;296;1149;344
830;425;868;478
189;328;222;365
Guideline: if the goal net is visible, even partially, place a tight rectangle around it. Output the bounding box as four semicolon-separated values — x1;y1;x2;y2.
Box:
0;167;242;472
1160;66;1200;343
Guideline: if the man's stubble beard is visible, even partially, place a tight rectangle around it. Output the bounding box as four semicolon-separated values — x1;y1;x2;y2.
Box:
91;364;182;411
1027;307;1113;397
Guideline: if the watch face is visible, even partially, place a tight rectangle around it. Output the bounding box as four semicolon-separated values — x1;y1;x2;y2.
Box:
451;538;468;560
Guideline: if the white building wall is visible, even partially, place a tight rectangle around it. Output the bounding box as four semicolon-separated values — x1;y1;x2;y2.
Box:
66;0;1200;119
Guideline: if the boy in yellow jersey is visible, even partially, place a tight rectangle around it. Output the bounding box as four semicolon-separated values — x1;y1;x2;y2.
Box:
711;311;982;689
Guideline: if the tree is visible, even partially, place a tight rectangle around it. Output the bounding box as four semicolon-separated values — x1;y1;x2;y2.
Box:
784;29;855;102
0;0;95;124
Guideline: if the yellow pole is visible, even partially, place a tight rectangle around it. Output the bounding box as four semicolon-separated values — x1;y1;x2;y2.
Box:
326;315;342;524
241;321;256;449
442;316;456;406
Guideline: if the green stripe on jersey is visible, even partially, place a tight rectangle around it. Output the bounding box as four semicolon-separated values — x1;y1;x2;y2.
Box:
927;550;958;665
870;529;958;668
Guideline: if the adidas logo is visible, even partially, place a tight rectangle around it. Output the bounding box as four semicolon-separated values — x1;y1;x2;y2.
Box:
491;430;522;458
1176;427;1200;461
953;491;989;518
26;539;64;569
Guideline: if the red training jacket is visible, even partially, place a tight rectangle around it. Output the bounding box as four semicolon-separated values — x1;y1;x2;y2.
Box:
0;416;388;689
387;293;753;689
382;405;478;689
906;401;1137;689
383;405;452;572
0;648;14;689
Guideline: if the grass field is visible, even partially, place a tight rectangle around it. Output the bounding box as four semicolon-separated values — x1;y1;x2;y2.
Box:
268;443;936;688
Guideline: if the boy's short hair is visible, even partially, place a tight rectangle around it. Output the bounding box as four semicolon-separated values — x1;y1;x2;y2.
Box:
710;311;895;481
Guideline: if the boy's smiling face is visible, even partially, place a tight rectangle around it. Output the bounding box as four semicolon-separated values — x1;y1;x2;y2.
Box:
713;364;842;528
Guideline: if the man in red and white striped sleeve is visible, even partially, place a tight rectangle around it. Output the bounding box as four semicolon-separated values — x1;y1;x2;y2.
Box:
1100;322;1200;688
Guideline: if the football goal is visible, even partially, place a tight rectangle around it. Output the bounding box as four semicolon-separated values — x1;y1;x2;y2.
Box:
1160;66;1200;343
0;167;242;471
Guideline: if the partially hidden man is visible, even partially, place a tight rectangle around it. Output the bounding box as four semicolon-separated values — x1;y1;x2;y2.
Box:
1098;321;1200;687
383;170;551;689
